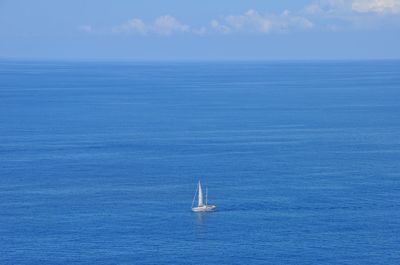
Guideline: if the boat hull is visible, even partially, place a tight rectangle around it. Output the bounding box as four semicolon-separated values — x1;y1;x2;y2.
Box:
192;205;216;212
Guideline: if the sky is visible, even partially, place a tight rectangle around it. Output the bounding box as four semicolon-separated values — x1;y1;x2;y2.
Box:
0;0;400;60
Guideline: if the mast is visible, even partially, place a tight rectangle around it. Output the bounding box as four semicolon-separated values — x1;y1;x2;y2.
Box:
206;187;208;206
198;180;204;207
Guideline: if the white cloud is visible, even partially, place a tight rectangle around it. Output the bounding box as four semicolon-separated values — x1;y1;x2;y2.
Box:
210;19;231;33
153;15;190;35
302;0;400;30
352;0;400;13
112;15;190;36
305;0;400;14
211;9;313;34
79;25;93;33
122;18;147;34
225;10;273;33
192;26;207;36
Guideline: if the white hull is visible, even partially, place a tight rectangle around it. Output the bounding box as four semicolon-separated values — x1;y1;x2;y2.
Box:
192;205;216;212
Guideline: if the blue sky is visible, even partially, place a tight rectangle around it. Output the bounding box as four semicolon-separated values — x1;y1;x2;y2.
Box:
0;0;399;60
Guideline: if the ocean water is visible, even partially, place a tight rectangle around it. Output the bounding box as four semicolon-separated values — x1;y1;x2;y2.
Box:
1;60;400;264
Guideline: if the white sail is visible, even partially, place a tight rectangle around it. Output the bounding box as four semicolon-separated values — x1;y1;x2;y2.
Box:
191;179;216;212
198;181;204;207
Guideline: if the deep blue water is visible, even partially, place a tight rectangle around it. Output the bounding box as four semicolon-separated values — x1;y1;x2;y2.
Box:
1;60;400;264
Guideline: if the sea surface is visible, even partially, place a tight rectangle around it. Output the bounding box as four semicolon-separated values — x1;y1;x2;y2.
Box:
1;60;400;264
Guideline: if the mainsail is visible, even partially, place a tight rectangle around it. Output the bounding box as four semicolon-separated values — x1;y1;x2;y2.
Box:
198;181;204;207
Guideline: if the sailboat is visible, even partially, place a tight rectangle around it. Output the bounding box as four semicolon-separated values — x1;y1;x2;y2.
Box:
191;180;216;212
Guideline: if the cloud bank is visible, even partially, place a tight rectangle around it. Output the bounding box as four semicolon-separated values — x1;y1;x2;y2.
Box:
80;0;400;36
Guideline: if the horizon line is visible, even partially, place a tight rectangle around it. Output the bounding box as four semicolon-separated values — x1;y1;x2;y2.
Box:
1;57;400;63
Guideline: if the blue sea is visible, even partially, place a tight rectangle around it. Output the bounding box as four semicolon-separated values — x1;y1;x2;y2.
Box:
1;60;400;264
